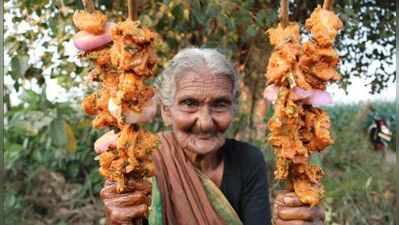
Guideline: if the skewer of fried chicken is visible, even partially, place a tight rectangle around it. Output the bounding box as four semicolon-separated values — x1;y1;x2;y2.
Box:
73;0;159;207
265;0;342;207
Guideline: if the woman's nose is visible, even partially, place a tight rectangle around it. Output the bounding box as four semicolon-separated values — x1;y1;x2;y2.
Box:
196;107;215;132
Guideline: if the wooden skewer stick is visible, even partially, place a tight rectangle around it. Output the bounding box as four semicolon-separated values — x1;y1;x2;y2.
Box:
279;0;289;28
128;0;138;21
323;0;334;10
82;0;95;13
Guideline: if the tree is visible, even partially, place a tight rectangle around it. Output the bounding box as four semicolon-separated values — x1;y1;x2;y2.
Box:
4;0;395;139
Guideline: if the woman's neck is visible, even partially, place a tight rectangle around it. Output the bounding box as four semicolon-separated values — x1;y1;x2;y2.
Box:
185;147;224;172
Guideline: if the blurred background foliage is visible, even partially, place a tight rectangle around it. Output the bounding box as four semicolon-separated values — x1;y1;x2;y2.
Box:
4;0;396;225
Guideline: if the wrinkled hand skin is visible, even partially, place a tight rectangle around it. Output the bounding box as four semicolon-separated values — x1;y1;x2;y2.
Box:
273;191;325;225
100;179;152;225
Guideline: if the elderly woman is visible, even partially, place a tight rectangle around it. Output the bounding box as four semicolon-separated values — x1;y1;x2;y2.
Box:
97;48;325;225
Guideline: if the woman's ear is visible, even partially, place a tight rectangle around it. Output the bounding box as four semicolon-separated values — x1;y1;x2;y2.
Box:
160;104;172;126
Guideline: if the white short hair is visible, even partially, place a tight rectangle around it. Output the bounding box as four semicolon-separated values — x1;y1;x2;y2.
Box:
154;47;240;106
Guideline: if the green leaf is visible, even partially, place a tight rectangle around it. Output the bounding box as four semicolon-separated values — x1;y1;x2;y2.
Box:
246;25;257;38
10;55;29;79
64;121;77;153
5;143;23;169
13;120;38;136
50;118;67;147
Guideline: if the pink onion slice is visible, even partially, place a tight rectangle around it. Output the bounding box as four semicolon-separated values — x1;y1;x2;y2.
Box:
94;130;118;154
108;96;158;124
73;22;114;51
263;84;279;103
263;85;333;106
303;90;333;106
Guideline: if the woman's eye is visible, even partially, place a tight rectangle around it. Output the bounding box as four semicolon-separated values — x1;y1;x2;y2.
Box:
180;99;199;108
212;100;231;110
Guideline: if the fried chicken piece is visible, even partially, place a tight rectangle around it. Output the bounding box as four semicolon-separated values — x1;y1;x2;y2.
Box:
293;177;324;207
112;125;159;187
92;111;117;129
85;48;112;67
101;72;120;94
301;107;334;152
111;20;156;45
303;72;327;90
268;88;308;164
266;52;291;85
275;156;290;180
299;42;341;81
305;5;343;47
95;88;111;111
291;163;324;206
111;44;157;76
293;65;312;90
116;73;155;112
266;23;302;86
81;93;98;115
110;20;158;76
267;23;301;47
73;10;107;34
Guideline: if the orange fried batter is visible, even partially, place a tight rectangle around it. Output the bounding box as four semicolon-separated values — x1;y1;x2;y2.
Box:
267;23;301;47
73;10;107;34
305;5;343;47
115;73;155;113
266;23;302;86
81;93;98;115
293;177;324;207
110;20;157;76
92;111;117;129
301;107;334;152
85;48;112;67
98;125;159;191
298;42;341;83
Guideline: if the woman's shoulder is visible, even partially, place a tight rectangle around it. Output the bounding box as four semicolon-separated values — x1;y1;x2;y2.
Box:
225;138;265;165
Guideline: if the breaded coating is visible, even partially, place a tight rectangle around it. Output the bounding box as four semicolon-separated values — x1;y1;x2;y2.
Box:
305;6;343;47
110;20;157;76
73;10;107;34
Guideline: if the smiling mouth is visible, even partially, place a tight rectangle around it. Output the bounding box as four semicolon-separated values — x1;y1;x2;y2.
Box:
196;134;215;140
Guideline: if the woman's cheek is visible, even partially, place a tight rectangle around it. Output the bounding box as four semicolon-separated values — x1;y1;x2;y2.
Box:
214;111;233;132
170;110;196;131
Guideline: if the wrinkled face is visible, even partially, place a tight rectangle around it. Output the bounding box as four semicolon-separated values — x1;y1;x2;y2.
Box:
162;71;235;155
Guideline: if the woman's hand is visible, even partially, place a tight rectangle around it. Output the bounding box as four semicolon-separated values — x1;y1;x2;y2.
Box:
100;179;152;225
263;84;333;106
273;191;325;225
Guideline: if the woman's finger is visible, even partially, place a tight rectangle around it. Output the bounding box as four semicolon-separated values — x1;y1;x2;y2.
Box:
275;218;310;225
104;192;147;207
275;218;323;225
109;204;148;224
282;196;302;207
278;206;325;221
101;183;135;199
275;192;298;206
126;179;152;194
100;183;118;199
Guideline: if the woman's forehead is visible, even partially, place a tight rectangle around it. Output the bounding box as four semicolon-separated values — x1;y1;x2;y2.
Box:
175;72;234;97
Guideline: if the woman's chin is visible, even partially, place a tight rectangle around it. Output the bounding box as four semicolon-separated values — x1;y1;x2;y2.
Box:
188;137;225;155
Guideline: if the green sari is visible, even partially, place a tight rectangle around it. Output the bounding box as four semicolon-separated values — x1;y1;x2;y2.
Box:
148;174;243;225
